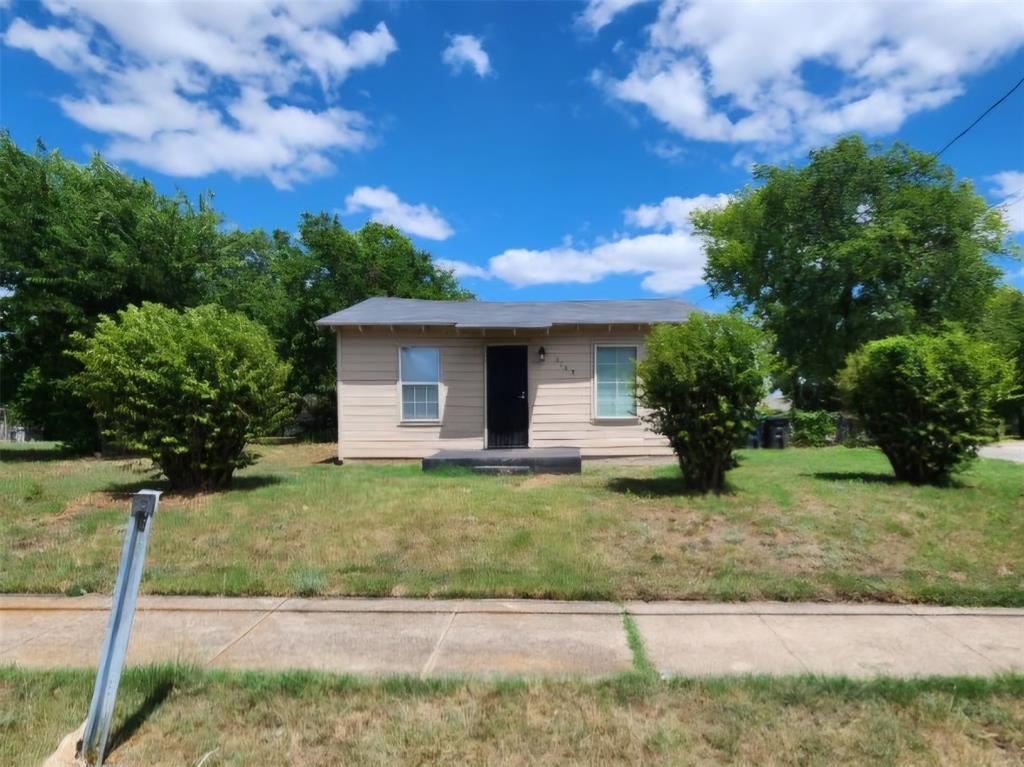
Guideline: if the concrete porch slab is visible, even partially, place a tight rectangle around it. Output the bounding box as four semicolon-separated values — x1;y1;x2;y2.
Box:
422;447;582;474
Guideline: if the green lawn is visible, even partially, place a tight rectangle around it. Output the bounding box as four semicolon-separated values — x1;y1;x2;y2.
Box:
3;666;1023;766
1;443;1021;604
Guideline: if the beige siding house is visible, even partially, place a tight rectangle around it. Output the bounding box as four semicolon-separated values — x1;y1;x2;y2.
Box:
316;297;696;461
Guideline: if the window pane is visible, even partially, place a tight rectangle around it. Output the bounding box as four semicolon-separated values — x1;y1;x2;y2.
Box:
617;391;637;417
402;384;439;420
595;346;636;418
401;347;439;382
596;382;617;403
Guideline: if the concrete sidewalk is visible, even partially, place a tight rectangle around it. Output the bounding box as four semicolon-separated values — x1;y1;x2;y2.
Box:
979;439;1024;463
1;595;1022;679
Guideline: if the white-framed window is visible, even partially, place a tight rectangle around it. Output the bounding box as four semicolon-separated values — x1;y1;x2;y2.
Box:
594;345;637;419
400;347;441;421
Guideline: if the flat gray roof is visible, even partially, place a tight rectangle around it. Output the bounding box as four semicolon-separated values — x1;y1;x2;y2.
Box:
316;297;697;329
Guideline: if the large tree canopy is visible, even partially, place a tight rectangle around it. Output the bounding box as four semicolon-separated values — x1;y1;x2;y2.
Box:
979;286;1024;436
980;286;1024;380
0;134;471;445
695;136;1010;408
280;215;470;403
0;134;222;444
205;215;472;433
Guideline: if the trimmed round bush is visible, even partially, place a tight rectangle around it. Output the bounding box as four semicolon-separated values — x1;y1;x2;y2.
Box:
72;303;290;489
838;330;1014;485
638;313;771;492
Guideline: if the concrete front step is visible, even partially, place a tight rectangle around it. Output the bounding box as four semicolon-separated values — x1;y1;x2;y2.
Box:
422;447;582;474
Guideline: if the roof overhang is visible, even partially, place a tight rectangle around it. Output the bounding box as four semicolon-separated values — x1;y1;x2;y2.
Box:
317;320;667;330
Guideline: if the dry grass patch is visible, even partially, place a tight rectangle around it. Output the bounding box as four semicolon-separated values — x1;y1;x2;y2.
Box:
2;667;1023;766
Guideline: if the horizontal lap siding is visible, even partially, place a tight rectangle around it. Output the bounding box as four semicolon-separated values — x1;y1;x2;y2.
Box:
527;334;669;455
335;326;670;459
339;330;485;458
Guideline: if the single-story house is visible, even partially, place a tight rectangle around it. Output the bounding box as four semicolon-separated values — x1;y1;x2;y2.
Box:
316;297;696;461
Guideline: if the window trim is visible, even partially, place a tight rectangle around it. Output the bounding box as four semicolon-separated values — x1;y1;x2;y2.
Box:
398;346;442;424
592;344;639;422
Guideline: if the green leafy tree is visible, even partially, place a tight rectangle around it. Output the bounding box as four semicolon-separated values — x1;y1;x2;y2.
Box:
637;314;771;492
695;136;1010;408
205;215;471;435
838;330;1015;485
790;410;837;447
978;286;1024;436
0;134;222;445
301;216;470;360
205;228;293;336
1;135;472;444
71;303;290;489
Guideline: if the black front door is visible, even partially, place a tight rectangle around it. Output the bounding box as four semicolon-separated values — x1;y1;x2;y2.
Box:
486;345;528;448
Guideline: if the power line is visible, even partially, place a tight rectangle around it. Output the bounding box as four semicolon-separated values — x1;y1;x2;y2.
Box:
993;186;1024;205
932;75;1024;158
989;185;1024;219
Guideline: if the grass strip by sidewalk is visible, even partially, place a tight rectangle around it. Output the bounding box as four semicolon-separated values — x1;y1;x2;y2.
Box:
3;665;1023;766
622;612;659;681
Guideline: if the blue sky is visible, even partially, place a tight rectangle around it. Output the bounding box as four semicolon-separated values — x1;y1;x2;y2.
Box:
2;0;1023;308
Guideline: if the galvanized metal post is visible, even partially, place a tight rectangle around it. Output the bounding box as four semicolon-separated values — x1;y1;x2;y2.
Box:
79;489;161;765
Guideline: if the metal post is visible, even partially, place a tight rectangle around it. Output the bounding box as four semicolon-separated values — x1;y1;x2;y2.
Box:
79;489;161;765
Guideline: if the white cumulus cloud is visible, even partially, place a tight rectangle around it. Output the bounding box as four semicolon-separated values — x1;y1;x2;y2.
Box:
595;0;1024;153
3;17;107;72
3;1;397;188
646;139;686;162
576;0;653;34
489;231;707;293
451;193;729;293
990;171;1024;234
436;259;492;280
625;193;730;231
442;34;493;77
345;186;455;241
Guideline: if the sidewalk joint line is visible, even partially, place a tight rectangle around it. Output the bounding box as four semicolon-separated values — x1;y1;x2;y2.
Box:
204;597;289;667
917;613;1000;668
0;633;51;657
757;614;810;672
420;606;459;679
